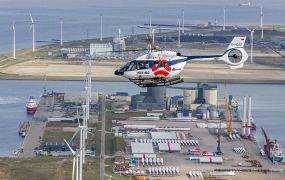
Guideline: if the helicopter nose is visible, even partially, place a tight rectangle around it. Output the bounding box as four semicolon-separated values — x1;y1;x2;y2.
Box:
114;69;122;76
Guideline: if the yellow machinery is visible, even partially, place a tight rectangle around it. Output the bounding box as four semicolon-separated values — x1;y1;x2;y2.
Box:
224;83;232;135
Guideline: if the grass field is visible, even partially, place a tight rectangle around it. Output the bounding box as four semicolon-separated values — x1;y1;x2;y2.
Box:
0;156;99;180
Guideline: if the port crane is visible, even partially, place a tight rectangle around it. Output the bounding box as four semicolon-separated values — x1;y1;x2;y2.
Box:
224;83;233;136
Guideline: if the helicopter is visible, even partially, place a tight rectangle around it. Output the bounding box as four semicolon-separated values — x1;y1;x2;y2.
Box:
114;36;248;87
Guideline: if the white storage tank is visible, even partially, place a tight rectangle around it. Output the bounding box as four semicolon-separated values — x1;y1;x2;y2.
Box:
203;89;217;105
207;105;218;119
183;89;197;109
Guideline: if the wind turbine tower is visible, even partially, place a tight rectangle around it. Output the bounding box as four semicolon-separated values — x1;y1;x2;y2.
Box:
100;14;103;41
81;105;88;164
69;123;84;180
223;7;226;31
152;29;155;46
178;19;181;48
182;9;185;33
149;10;152;36
13;23;16;59
60;19;63;46
64;139;80;180
118;28;121;39
260;6;264;39
29;13;35;52
247;28;256;64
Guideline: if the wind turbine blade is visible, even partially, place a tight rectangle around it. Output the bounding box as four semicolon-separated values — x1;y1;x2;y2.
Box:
76;108;81;125
64;139;76;155
29;24;33;32
29;13;34;23
69;128;80;143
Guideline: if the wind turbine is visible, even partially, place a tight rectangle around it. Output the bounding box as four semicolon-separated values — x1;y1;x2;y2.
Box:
223;7;226;31
152;29;155;47
60;19;63;46
260;6;264;39
64;139;79;180
100;14;103;41
29;13;35;52
178;19;181;48
149;10;152;36
246;27;256;64
182;9;185;33
13;23;16;59
69;122;84;180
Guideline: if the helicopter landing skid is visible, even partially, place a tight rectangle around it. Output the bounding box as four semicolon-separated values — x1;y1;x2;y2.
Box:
130;77;184;87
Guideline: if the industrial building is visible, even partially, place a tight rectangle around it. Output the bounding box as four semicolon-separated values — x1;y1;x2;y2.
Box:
158;143;181;152
131;142;155;158
113;37;126;52
150;132;190;140
90;42;113;57
42;142;76;152
168;83;218;119
61;47;89;58
131;87;166;110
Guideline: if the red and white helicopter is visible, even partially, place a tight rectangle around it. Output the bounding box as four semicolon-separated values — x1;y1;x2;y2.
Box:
114;37;248;87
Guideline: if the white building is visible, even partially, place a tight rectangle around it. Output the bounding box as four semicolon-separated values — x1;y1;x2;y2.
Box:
131;142;155;158
90;43;113;57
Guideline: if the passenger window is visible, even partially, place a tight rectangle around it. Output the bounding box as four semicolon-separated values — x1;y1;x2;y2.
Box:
137;61;148;70
148;61;155;68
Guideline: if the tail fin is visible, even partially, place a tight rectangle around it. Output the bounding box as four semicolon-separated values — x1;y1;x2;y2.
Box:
227;36;246;50
221;37;248;69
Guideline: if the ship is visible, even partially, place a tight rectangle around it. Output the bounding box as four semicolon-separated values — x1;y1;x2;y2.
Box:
26;96;37;114
261;127;284;163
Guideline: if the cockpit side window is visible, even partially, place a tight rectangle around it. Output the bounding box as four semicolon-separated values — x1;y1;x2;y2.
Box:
127;61;136;71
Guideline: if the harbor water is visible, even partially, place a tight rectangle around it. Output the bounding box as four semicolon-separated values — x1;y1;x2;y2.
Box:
0;79;285;156
1;0;285;54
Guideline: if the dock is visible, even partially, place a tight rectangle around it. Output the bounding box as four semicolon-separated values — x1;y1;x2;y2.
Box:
18;94;53;157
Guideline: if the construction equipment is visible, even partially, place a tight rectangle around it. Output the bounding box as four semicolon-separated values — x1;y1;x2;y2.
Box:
261;127;284;163
224;83;233;135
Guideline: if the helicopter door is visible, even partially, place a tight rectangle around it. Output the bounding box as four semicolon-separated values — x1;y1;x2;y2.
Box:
136;61;150;78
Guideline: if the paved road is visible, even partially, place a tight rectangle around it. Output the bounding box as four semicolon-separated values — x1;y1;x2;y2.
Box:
18;121;46;157
99;95;106;180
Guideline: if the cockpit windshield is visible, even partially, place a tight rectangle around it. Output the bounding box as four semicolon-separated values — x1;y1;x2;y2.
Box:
120;60;156;72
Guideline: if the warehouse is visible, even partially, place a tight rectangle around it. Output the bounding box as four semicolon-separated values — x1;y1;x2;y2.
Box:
150;132;177;140
131;142;155;158
158;143;182;152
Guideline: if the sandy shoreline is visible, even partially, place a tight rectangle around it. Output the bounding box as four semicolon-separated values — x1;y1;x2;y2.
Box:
1;59;285;84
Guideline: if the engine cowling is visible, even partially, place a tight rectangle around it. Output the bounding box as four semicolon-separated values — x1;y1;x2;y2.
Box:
221;48;248;69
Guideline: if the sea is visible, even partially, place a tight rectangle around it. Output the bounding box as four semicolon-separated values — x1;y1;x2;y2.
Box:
0;79;285;156
1;0;285;54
